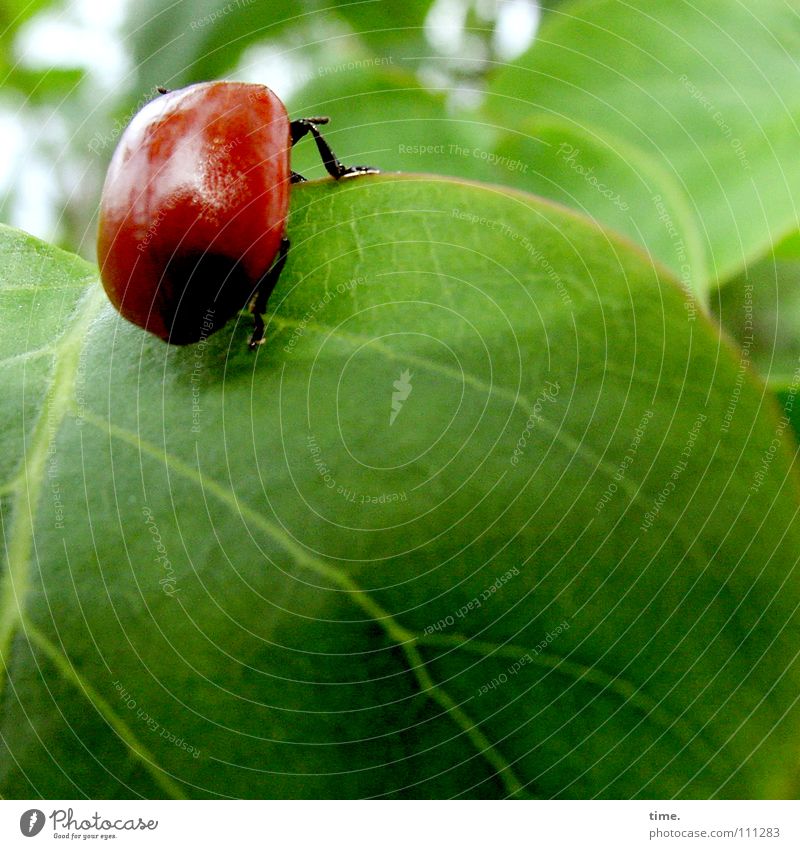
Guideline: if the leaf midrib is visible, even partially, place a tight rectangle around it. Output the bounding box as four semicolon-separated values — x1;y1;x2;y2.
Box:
79;409;529;799
21;619;188;800
0;287;194;800
0;286;105;703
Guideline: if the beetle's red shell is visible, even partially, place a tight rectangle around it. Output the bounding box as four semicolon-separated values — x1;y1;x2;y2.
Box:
97;81;290;344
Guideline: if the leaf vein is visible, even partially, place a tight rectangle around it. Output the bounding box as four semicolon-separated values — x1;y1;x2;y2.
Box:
79;410;528;797
21;619;187;800
0;287;105;708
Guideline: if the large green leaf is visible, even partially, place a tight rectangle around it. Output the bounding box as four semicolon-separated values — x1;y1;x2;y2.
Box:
714;244;800;390
485;117;707;296
487;0;800;289
2;176;800;799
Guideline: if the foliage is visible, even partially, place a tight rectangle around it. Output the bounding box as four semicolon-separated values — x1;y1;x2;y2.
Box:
2;0;800;799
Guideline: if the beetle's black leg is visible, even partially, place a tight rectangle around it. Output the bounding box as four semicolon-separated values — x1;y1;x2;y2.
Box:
289;116;379;180
290;171;308;183
157;86;170;94
248;237;290;349
290;115;329;145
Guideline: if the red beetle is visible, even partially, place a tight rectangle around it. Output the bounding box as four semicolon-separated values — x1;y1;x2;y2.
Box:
97;81;377;347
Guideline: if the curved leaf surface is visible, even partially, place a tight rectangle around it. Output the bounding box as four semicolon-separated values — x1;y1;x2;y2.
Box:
1;177;800;799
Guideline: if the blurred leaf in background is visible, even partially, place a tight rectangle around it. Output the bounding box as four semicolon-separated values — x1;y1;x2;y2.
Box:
0;0;543;257
0;0;128;253
713;230;800;439
485;0;800;292
130;0;323;91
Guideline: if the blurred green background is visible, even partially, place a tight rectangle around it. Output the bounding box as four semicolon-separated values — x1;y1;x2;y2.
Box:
2;0;800;406
0;0;547;256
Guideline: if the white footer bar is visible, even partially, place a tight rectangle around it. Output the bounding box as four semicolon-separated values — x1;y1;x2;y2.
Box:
1;800;796;848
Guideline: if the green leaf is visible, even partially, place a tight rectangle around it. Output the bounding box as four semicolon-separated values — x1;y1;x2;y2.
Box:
487;0;800;288
712;238;800;442
2;177;800;799
483;117;707;297
772;230;800;262
289;70;706;296
713;250;800;390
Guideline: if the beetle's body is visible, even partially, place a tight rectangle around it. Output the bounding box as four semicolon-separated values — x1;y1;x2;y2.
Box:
97;81;373;347
98;82;291;344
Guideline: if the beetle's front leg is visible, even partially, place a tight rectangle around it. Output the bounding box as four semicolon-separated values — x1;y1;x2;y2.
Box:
289;116;379;180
